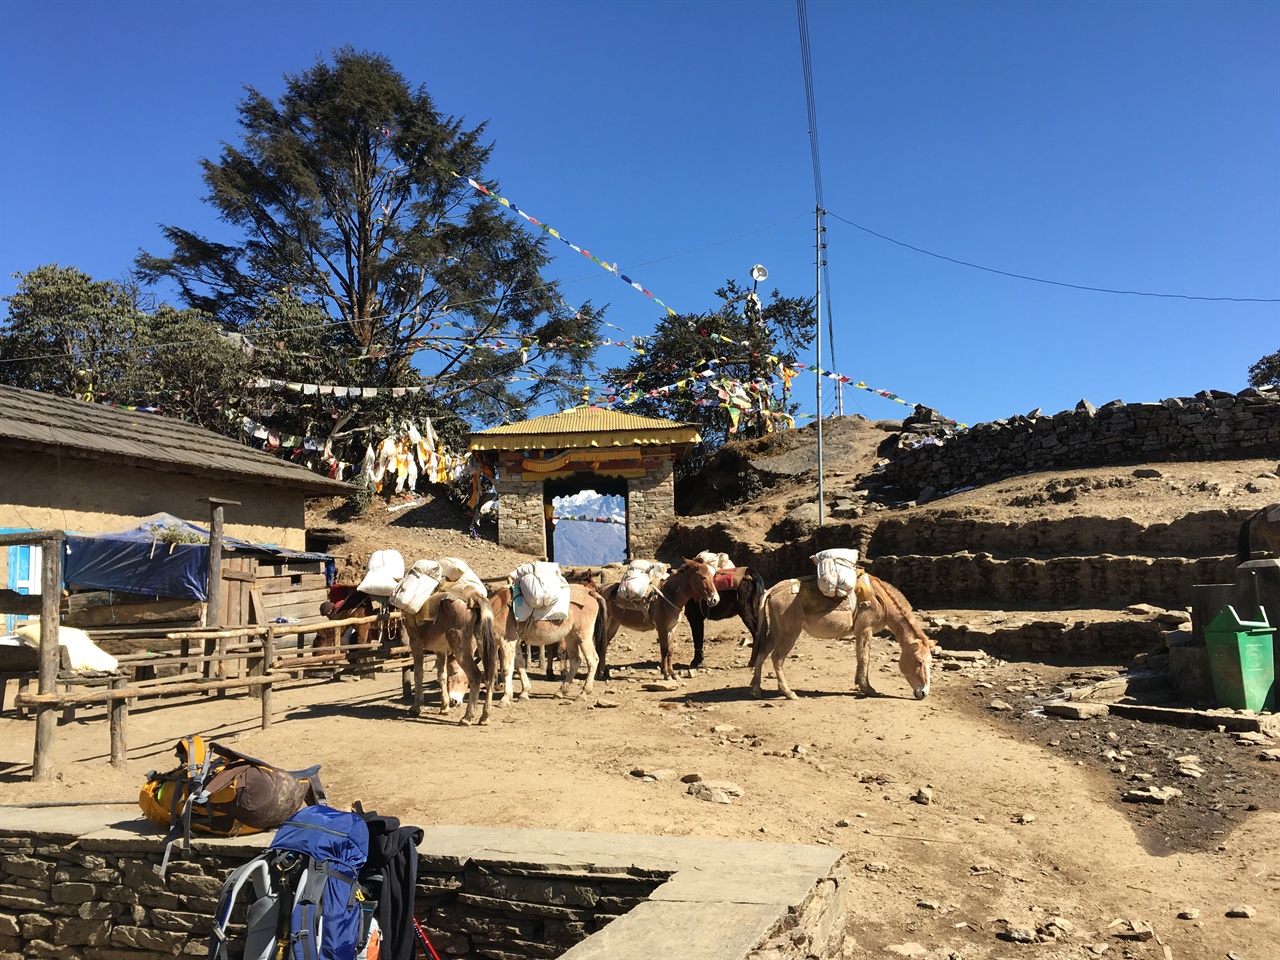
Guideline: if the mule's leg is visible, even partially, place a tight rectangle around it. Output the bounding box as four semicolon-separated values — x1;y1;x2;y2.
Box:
772;635;800;700
409;646;425;717
455;640;485;726
557;637;579;699
515;644;532;701
854;624;876;696
579;630;599;697
688;605;705;669
496;635;517;707
436;653;452;715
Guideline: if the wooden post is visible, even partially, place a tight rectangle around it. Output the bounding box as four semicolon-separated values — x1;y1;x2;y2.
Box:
200;497;240;630
33;536;64;781
261;625;275;730
109;675;128;767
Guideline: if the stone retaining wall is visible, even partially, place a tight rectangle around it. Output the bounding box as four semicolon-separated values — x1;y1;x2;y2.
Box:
0;812;847;960
880;389;1280;502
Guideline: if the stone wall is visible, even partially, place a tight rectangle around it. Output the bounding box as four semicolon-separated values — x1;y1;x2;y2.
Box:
0;816;848;960
627;460;676;561
880;389;1280;503
495;452;547;558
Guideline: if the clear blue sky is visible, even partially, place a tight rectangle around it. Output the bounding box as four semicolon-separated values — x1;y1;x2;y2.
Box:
1;0;1276;429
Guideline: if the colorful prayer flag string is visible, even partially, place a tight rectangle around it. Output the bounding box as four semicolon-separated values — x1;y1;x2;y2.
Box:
451;171;679;319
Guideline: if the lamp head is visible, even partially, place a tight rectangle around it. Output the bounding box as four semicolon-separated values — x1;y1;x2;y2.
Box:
750;264;768;283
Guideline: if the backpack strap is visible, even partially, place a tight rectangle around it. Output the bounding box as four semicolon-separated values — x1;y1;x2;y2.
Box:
206;857;271;960
159;745;216;879
292;860;358;960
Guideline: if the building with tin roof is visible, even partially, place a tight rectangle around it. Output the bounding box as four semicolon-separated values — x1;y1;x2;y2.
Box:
469;405;700;560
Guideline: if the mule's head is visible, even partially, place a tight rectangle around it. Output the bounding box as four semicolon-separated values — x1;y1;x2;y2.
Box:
685;559;720;607
899;637;936;700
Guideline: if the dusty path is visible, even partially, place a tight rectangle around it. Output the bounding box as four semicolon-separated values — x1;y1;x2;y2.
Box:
2;619;1276;960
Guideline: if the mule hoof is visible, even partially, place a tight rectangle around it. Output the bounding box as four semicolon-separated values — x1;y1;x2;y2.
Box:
784;690;799;701
518;692;531;702
408;706;421;718
458;716;474;726
750;685;763;699
689;657;703;669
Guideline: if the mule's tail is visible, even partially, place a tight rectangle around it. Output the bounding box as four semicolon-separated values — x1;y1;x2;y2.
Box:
750;585;776;669
738;568;766;650
471;595;499;691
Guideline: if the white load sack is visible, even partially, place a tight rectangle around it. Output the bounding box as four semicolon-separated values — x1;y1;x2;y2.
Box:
390;560;441;614
618;559;668;602
437;557;487;597
358;549;405;597
15;622;118;673
811;548;861;599
512;582;572;623
694;551;735;571
512;561;568;609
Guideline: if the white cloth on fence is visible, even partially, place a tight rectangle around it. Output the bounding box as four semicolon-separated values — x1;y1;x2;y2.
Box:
15;622;118;673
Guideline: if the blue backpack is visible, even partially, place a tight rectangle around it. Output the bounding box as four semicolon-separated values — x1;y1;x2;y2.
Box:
208;804;372;960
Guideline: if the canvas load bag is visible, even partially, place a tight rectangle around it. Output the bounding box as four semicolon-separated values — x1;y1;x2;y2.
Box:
139;735;325;876
207;804;373;960
437;556;487;597
811;548;862;599
358;550;405;597
617;559;668;603
512;561;567;609
694;550;735;571
389;568;439;614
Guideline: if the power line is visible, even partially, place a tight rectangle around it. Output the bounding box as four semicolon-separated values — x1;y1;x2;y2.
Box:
828;211;1280;303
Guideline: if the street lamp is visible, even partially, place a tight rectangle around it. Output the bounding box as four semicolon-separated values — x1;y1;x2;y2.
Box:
747;264;767;321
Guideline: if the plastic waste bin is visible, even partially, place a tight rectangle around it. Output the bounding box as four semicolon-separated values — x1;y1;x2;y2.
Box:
1203;605;1275;712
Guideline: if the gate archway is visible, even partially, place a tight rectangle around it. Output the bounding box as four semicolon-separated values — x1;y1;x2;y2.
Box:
469;406;700;561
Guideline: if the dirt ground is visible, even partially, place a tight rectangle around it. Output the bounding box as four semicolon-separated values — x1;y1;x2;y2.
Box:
2;417;1278;959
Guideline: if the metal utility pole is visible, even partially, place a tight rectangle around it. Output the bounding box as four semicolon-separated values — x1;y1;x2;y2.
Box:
815;205;825;526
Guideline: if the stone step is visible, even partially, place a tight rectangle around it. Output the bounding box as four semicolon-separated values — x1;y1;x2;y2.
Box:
921;606;1176;660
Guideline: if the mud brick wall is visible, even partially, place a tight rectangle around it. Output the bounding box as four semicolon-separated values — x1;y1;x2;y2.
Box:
881;389;1280;502
416;854;667;959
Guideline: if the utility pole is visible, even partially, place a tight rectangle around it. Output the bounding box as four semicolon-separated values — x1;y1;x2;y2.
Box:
815;206;825;526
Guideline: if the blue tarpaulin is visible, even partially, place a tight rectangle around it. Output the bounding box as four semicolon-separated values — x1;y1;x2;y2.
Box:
63;514;335;601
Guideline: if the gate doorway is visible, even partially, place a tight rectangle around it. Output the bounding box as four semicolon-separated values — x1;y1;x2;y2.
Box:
544;475;628;565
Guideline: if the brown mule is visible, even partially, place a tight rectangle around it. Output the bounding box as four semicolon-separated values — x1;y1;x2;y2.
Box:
603;559;719;679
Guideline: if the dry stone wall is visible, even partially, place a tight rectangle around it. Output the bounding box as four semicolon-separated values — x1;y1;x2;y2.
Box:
0;831;662;960
880;389;1280;503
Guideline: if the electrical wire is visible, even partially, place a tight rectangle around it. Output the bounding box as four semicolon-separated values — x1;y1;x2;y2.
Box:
828;210;1280;303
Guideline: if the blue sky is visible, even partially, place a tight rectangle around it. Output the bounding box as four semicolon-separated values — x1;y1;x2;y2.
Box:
1;0;1276;429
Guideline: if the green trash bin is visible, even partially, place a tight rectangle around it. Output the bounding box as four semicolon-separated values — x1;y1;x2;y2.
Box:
1204;605;1275;712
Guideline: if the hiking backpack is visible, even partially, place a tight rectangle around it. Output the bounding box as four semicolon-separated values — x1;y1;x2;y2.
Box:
208;804;373;960
139;735;325;876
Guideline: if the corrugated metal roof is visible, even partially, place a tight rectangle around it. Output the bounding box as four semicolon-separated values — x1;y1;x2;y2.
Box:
469;406;701;451
0;386;351;496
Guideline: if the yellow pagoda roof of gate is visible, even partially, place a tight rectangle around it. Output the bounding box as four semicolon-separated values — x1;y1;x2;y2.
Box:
468;406;701;453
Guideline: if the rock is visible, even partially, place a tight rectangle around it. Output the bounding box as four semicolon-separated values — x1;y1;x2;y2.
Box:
1225;905;1255;918
629;768;675;781
1133;468;1163;478
711;724;737;734
1123;785;1182;804
1259;748;1280;761
989;698;1015;712
1003;927;1039;943
912;786;934;805
864;861;889;873
1013;813;1036;824
916;900;940;910
1125;919;1155;940
1235;731;1269;745
679;772;703;783
1044;701;1109;719
1157;610;1191;625
1126;603;1163;617
935;649;987;661
687;779;743;803
641;681;680;692
1176;908;1200;920
885;943;928;958
834;818;851;828
592;699;620;709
